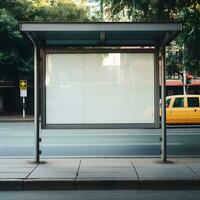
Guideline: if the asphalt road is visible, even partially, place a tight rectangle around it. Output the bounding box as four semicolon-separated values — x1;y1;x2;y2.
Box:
1;190;200;200
0;122;200;157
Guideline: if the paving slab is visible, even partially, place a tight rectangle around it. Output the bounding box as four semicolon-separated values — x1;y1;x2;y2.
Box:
186;163;200;178
44;159;80;167
80;159;131;167
1;158;200;190
0;161;36;179
28;170;76;179
0;159;33;164
79;166;134;173
76;159;139;189
135;164;197;179
77;171;136;180
39;159;80;172
32;165;77;173
0;167;33;173
0;164;36;169
0;160;37;170
131;158;163;165
134;163;199;189
78;159;136;177
161;158;200;164
0;173;29;179
179;158;200;164
27;161;79;179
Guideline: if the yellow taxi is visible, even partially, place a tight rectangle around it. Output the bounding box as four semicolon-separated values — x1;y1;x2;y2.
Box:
161;95;200;124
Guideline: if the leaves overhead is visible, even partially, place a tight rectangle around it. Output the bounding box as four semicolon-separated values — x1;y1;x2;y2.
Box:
99;0;200;77
0;0;200;81
0;0;90;82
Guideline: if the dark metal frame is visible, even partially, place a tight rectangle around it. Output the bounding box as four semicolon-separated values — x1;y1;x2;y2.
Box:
40;48;160;129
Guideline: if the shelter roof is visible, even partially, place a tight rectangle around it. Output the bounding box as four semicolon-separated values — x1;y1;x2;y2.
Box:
19;22;182;47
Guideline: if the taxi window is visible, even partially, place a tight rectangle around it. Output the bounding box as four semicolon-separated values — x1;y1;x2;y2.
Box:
173;97;184;108
166;98;171;107
188;97;199;107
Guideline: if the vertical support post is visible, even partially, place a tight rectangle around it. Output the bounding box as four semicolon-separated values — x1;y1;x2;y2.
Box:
100;0;103;20
183;70;187;95
34;45;40;163
161;47;167;162
22;97;25;118
182;44;187;95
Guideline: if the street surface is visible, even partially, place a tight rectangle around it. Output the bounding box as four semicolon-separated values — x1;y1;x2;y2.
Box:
0;190;200;200
0;122;200;157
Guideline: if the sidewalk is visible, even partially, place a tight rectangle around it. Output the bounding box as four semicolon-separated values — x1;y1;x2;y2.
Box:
1;158;200;190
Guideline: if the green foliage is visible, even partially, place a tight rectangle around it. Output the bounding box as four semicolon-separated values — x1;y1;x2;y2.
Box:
98;0;200;78
0;0;90;82
0;0;36;21
101;0;178;21
1;0;199;82
167;3;200;78
34;1;89;22
0;8;31;81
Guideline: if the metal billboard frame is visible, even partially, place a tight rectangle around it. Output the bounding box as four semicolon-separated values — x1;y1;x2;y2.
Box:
20;22;182;163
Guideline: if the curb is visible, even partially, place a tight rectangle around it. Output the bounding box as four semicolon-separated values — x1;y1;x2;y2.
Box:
1;179;200;190
24;179;75;190
76;179;139;190
139;179;200;190
0;179;23;191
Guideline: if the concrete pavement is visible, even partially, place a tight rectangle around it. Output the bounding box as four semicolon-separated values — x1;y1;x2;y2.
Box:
1;158;200;190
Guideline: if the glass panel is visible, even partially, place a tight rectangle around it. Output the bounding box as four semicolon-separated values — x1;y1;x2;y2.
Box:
166;98;171;107
173;97;184;108
188;97;199;107
46;53;155;124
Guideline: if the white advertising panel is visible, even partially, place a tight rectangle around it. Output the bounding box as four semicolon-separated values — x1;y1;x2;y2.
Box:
45;53;155;124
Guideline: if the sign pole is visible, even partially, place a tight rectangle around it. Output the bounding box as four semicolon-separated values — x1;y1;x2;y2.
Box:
19;80;27;118
22;97;25;118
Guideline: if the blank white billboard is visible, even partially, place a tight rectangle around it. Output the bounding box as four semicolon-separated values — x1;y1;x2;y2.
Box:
45;53;155;124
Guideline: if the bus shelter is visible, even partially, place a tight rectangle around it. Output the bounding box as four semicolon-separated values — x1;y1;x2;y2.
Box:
20;22;182;163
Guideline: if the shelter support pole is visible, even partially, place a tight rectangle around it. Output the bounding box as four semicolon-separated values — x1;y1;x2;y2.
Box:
34;45;40;163
160;47;167;162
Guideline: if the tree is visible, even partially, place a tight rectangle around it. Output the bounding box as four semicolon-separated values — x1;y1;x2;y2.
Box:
99;0;178;22
0;8;33;82
0;0;91;83
97;0;200;81
178;3;200;77
34;0;90;22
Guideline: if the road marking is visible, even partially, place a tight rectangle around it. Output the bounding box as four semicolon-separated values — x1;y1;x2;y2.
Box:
1;133;200;137
0;143;182;147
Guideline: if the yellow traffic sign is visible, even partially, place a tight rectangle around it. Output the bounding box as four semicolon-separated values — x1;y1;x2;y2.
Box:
19;80;27;90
